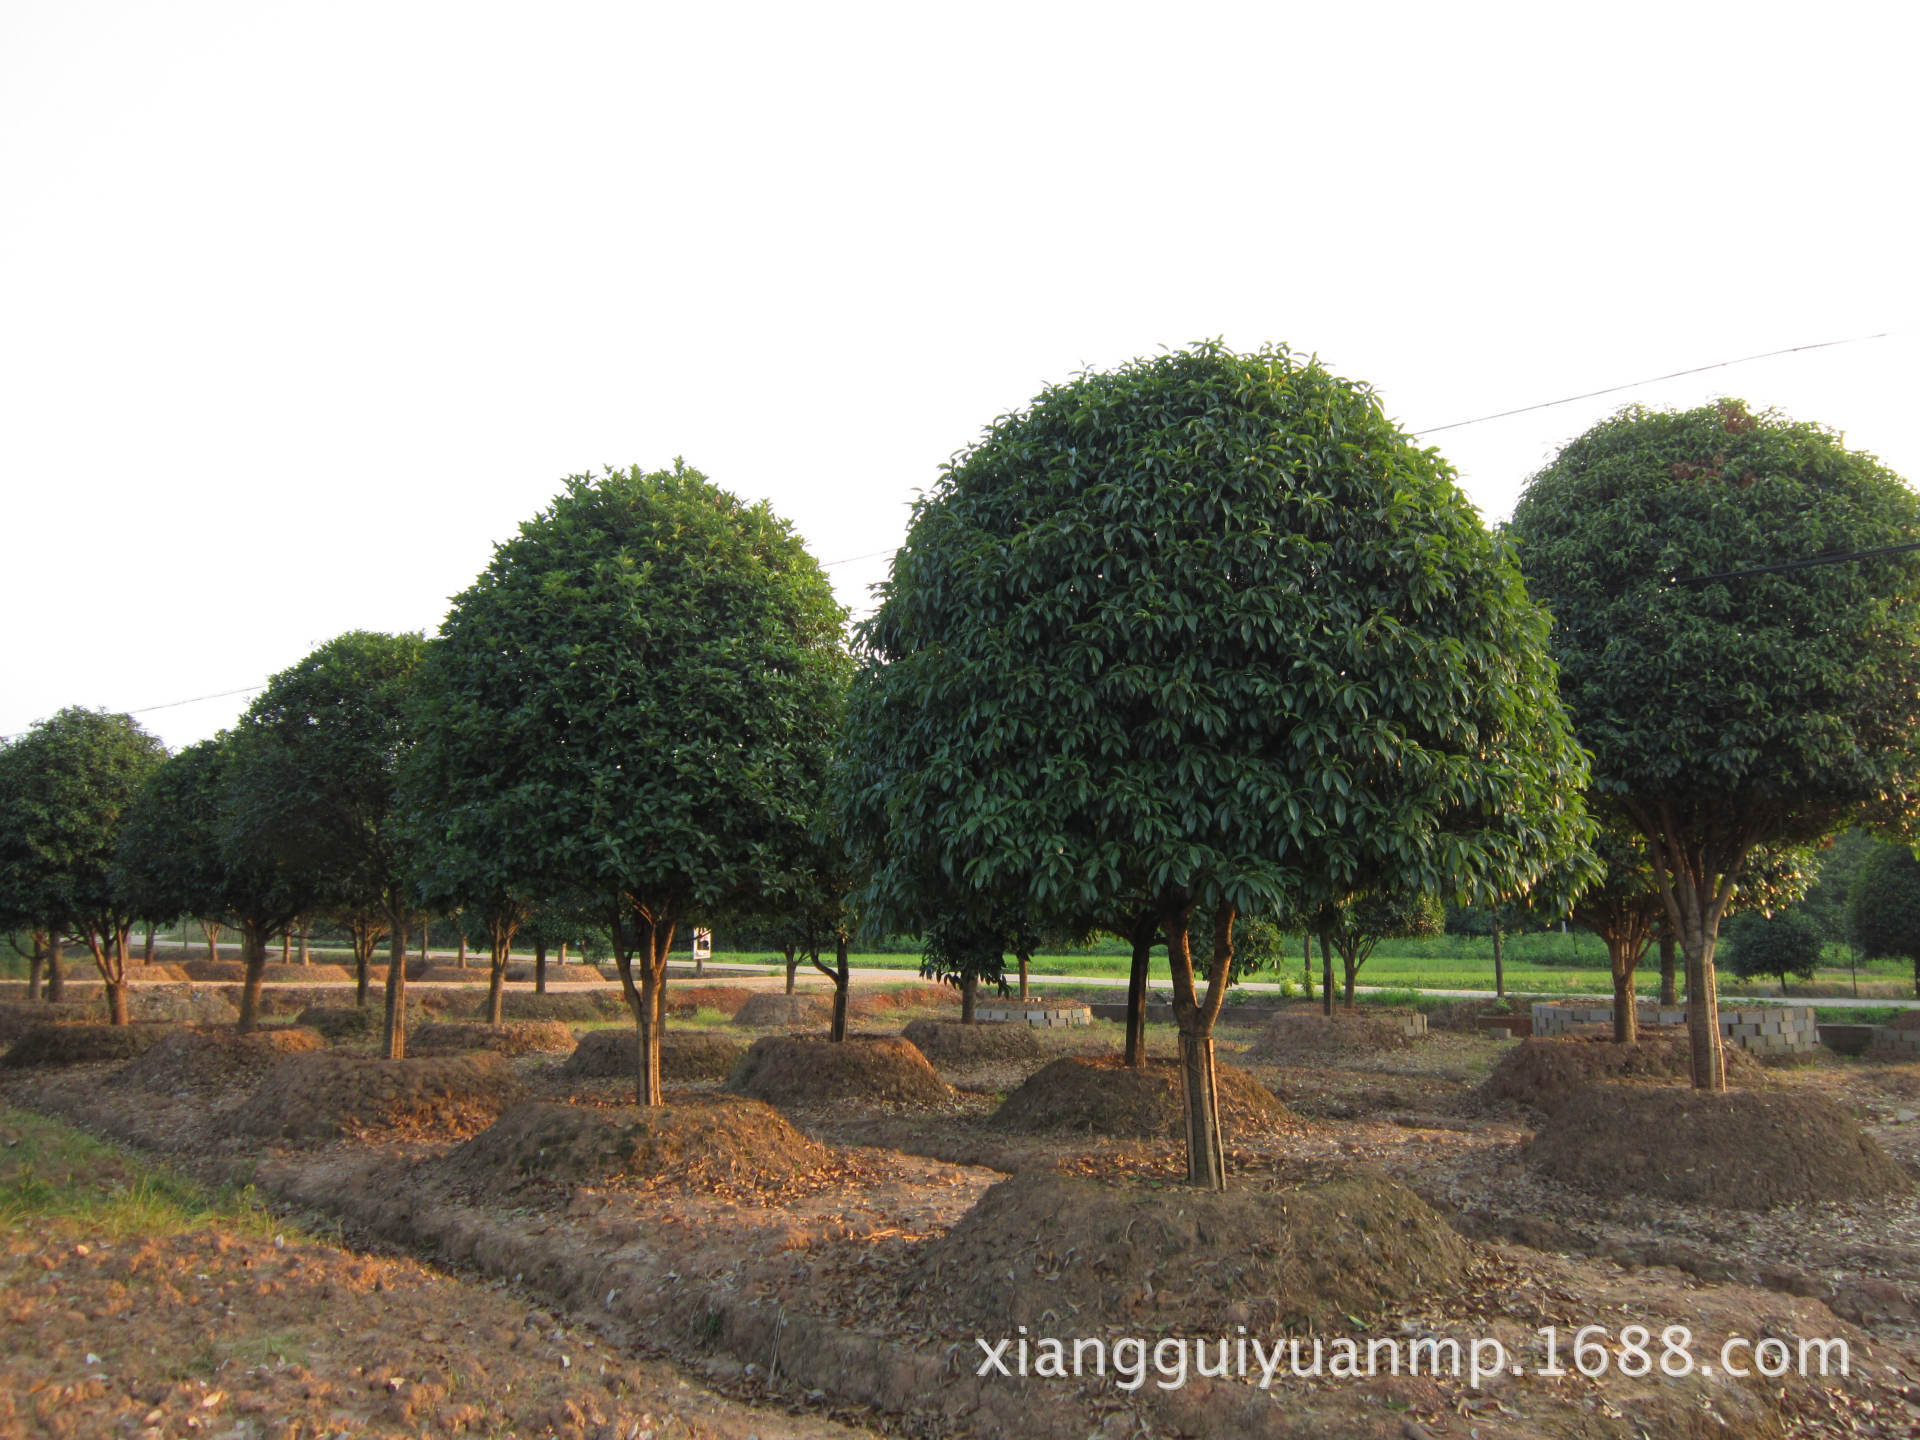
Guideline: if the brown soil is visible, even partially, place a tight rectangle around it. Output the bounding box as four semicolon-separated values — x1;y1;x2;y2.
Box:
182;961;352;983
232;1051;526;1146
441;1096;832;1198
411;1020;578;1056
728;1036;957;1108
849;983;957;1017
121;961;191;981
900;1018;1040;1064
111;1025;326;1093
564;1028;749;1082
1241;1009;1422;1060
0;1000;104;1043
1526;1084;1913;1209
296;1003;411;1041
989;1055;1291;1137
126;987;241;1026
1480;1035;1764;1115
487;990;631;1022
1890;1010;1920;1031
3;1022;175;1068
906;1165;1469;1334
670;985;757;1017
733;992;832;1029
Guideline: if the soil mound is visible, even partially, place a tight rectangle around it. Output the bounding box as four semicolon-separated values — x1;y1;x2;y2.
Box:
728;1036;956;1108
1526;1085;1911;1209
0;1001;104;1044
296;1005;407;1042
1242;1010;1422;1060
901;1018;1041;1065
181;961;349;984
122;962;191;981
112;1026;325;1093
563;1028;748;1082
410;1021;577;1056
442;1096;828;1196
4;1022;174;1068
908;1167;1467;1334
850;984;958;1017
1480;1037;1764;1115
990;1055;1291;1137
732;992;831;1029
125;987;240;1025
668;985;755;1018
182;960;247;981
485;991;629;1023
232;1051;525;1145
413;965;491;985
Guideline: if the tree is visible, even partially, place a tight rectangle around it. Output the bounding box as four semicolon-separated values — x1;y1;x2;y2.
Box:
1312;887;1444;1010
407;462;850;1103
1849;843;1920;998
1721;909;1823;992
1510;399;1920;1089
237;631;428;1056
843;342;1595;1189
919;911;1009;1024
0;710;165;1023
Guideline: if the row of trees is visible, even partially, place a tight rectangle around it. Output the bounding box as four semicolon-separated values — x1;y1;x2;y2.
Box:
6;346;1919;1190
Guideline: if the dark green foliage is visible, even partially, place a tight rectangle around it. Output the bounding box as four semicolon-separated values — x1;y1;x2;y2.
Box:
1720;909;1824;989
1314;888;1446;1006
1849;844;1920;996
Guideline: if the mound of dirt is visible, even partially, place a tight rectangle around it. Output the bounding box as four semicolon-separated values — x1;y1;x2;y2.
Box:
125;988;240;1026
0;1001;104;1044
901;1018;1041;1064
563;1028;748;1082
413;965;491;985
907;1166;1467;1334
731;992;831;1029
1241;1010;1422;1060
668;985;755;1018
232;1052;525;1145
3;1023;175;1068
1480;1037;1764;1115
850;983;958;1017
481;991;629;1023
728;1036;956;1108
1526;1085;1911;1209
441;1096;829;1196
410;1021;577;1056
295;1005;408;1042
990;1055;1291;1137
182;960;247;981
112;1026;325;1093
121;962;192;981
180;961;349;984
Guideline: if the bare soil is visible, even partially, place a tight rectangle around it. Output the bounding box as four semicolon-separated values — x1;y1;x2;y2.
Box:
564;1028;749;1082
1479;1035;1766;1115
232;1051;526;1145
1526;1084;1912;1209
849;983;957;1018
990;1055;1291;1138
728;1035;957;1109
411;1020;579;1056
296;1003;411;1041
489;991;631;1022
732;992;831;1029
900;1018;1040;1065
670;985;757;1017
183;961;352;983
1241;1009;1423;1060
3;1022;174;1069
112;1025;325;1094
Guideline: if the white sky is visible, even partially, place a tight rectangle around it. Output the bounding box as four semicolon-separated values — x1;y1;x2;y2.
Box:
4;2;1916;751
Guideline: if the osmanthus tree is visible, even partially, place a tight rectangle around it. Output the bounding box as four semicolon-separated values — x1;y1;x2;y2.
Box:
407;462;851;1104
114;734;316;1030
1309;887;1445;1011
1721;908;1824;993
0;709;166;1023
236;632;429;1057
1849;843;1920;998
842;342;1596;1190
1509;399;1920;1089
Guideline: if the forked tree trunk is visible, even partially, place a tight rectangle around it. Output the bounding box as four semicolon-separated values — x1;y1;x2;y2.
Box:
1609;937;1639;1043
613;911;674;1107
47;934;65;1002
88;926;131;1026
237;923;270;1033
382;914;409;1059
1635;806;1735;1092
351;918;377;1007
1164;902;1232;1191
783;945;799;995
204;920;221;962
1341;948;1364;1008
1124;913;1154;1068
534;940;548;995
484;914;517;1026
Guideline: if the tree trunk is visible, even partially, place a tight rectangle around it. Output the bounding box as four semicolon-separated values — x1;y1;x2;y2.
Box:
281;931;291;964
1301;934;1314;1002
299;924;310;965
47;934;65;1002
418;918;429;966
1610;937;1639;1043
1342;949;1361;1009
558;941;568;965
1164;902;1231;1191
88;927;131;1026
961;973;977;1024
1017;948;1030;1001
1658;931;1677;1006
485;915;515;1026
458;928;467;969
28;929;46;1000
382;914;408;1059
1124;913;1154;1068
1492;916;1505;998
784;945;798;995
612;912;672;1106
1319;934;1333;1017
238;924;269;1033
1635;806;1732;1091
351;918;375;1007
143;923;156;964
534;940;548;995
830;935;850;1042
204;920;221;962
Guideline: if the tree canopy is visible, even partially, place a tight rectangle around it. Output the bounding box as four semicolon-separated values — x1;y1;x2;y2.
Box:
1849;843;1920;998
407;461;850;1101
842;341;1595;1186
1510;398;1920;1086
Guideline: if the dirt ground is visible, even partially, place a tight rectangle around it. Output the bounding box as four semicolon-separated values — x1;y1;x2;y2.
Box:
11;988;1920;1438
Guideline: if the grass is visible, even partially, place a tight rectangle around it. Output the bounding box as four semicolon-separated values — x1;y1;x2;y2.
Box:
0;1104;282;1243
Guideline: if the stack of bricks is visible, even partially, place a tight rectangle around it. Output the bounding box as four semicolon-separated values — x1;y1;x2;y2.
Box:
975;997;1093;1028
1868;1015;1920;1058
1530;1002;1818;1056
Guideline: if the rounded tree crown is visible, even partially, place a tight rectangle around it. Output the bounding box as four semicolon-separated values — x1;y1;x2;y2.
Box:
846;342;1592;924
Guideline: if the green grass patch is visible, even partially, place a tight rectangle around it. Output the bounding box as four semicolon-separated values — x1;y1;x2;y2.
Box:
0;1105;282;1242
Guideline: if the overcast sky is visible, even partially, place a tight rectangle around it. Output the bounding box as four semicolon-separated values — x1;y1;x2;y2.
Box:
4;2;1915;751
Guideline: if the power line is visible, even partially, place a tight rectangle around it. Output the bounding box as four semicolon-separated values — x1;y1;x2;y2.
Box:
1675;539;1920;586
1412;332;1892;437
